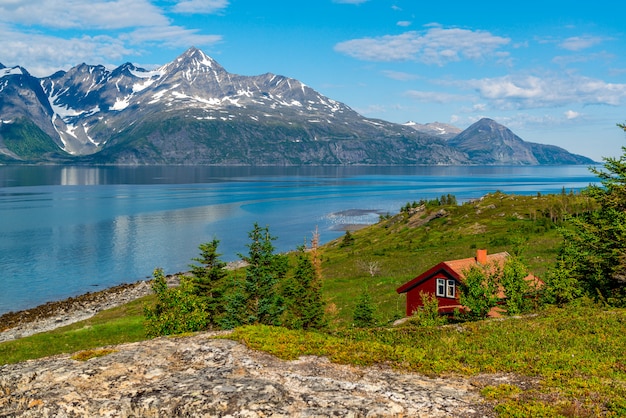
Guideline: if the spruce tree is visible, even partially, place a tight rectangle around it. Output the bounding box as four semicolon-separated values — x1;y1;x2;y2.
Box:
353;289;376;327
189;239;227;320
557;122;626;304
282;244;325;329
239;223;288;325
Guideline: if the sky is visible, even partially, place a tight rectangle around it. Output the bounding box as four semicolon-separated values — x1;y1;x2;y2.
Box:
1;0;625;161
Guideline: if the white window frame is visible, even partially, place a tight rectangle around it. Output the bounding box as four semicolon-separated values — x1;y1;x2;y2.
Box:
436;278;446;297
446;279;456;298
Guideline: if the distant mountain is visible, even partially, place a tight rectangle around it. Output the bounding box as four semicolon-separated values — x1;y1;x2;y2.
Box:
448;118;594;165
403;121;461;140
0;47;594;165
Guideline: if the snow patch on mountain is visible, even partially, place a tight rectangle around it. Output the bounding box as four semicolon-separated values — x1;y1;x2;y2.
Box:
0;67;23;78
112;96;131;111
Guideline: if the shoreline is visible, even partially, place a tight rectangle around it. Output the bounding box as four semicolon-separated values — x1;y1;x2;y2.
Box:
0;275;179;342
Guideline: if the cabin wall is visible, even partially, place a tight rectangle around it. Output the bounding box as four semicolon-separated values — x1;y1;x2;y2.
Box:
405;274;459;316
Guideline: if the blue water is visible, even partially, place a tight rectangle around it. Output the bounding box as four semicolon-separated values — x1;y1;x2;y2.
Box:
0;165;599;314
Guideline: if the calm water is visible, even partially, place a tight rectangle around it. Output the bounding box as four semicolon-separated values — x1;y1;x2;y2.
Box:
0;165;599;314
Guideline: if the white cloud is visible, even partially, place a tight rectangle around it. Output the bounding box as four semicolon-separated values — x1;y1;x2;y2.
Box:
173;0;229;14
559;35;608;51
404;90;470;103
381;70;418;81
565;110;581;119
397;21;412;27
463;73;626;109
0;29;132;76
0;0;168;29
124;26;222;48
334;26;510;65
0;0;225;75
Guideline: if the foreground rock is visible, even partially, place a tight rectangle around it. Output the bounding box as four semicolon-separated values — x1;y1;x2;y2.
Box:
0;333;494;417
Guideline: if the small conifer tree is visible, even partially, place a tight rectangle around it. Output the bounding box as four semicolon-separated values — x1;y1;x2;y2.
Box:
353;289;376;327
189;239;227;320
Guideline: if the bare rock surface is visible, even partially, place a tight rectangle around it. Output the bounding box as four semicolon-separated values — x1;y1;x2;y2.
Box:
0;332;494;417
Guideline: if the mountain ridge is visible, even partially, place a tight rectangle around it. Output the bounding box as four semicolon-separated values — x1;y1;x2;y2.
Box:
0;47;594;165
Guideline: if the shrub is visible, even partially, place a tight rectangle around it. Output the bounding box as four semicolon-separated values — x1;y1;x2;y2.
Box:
409;291;447;327
144;268;209;337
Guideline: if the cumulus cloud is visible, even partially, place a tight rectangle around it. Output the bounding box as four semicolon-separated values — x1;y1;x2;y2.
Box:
173;0;229;14
464;73;626;109
0;0;226;75
334;26;510;65
0;29;132;76
397;21;412;27
0;0;168;29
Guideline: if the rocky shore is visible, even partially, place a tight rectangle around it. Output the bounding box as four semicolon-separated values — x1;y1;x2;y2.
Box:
0;278;502;417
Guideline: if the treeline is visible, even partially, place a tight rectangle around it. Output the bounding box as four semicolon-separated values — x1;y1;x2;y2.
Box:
400;194;457;213
144;223;325;337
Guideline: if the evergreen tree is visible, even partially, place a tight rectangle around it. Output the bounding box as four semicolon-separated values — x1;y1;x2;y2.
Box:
557;122;626;305
353;289;376;327
239;223;288;325
282;245;326;329
219;275;249;329
189;239;227;320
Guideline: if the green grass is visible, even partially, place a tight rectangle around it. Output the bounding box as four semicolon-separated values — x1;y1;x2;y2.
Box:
0;296;151;365
226;302;626;417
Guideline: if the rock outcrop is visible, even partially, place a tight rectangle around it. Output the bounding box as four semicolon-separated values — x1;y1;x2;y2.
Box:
0;333;494;417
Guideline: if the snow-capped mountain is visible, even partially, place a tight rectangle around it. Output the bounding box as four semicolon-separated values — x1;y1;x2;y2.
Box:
403;121;462;140
0;48;594;165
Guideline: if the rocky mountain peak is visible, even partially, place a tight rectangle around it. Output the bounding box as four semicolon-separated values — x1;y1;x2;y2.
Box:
159;46;225;78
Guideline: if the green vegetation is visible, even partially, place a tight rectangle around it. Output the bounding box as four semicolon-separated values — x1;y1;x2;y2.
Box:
0;296;149;365
0;117;64;160
144;268;209;337
225;302;626;416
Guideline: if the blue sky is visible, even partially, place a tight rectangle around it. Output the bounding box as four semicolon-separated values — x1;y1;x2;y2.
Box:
1;0;625;161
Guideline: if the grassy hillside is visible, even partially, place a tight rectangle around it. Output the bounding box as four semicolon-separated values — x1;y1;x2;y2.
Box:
319;191;593;325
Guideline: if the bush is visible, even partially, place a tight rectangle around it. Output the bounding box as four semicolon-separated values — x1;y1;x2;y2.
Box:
408;291;447;327
144;268;209;337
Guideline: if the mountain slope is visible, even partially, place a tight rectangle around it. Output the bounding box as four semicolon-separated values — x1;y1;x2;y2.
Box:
0;48;594;165
448;118;594;165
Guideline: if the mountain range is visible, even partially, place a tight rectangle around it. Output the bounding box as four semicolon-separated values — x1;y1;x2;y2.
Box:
0;47;593;165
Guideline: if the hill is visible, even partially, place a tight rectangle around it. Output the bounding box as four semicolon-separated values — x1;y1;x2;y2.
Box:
0;48;593;165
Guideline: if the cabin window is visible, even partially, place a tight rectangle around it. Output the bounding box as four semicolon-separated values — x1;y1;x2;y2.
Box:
446;279;456;298
436;278;446;297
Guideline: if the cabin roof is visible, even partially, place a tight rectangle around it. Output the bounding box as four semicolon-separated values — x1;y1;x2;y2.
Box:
396;251;510;294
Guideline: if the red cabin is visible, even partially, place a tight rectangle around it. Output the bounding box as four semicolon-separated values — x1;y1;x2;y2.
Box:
396;249;537;317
